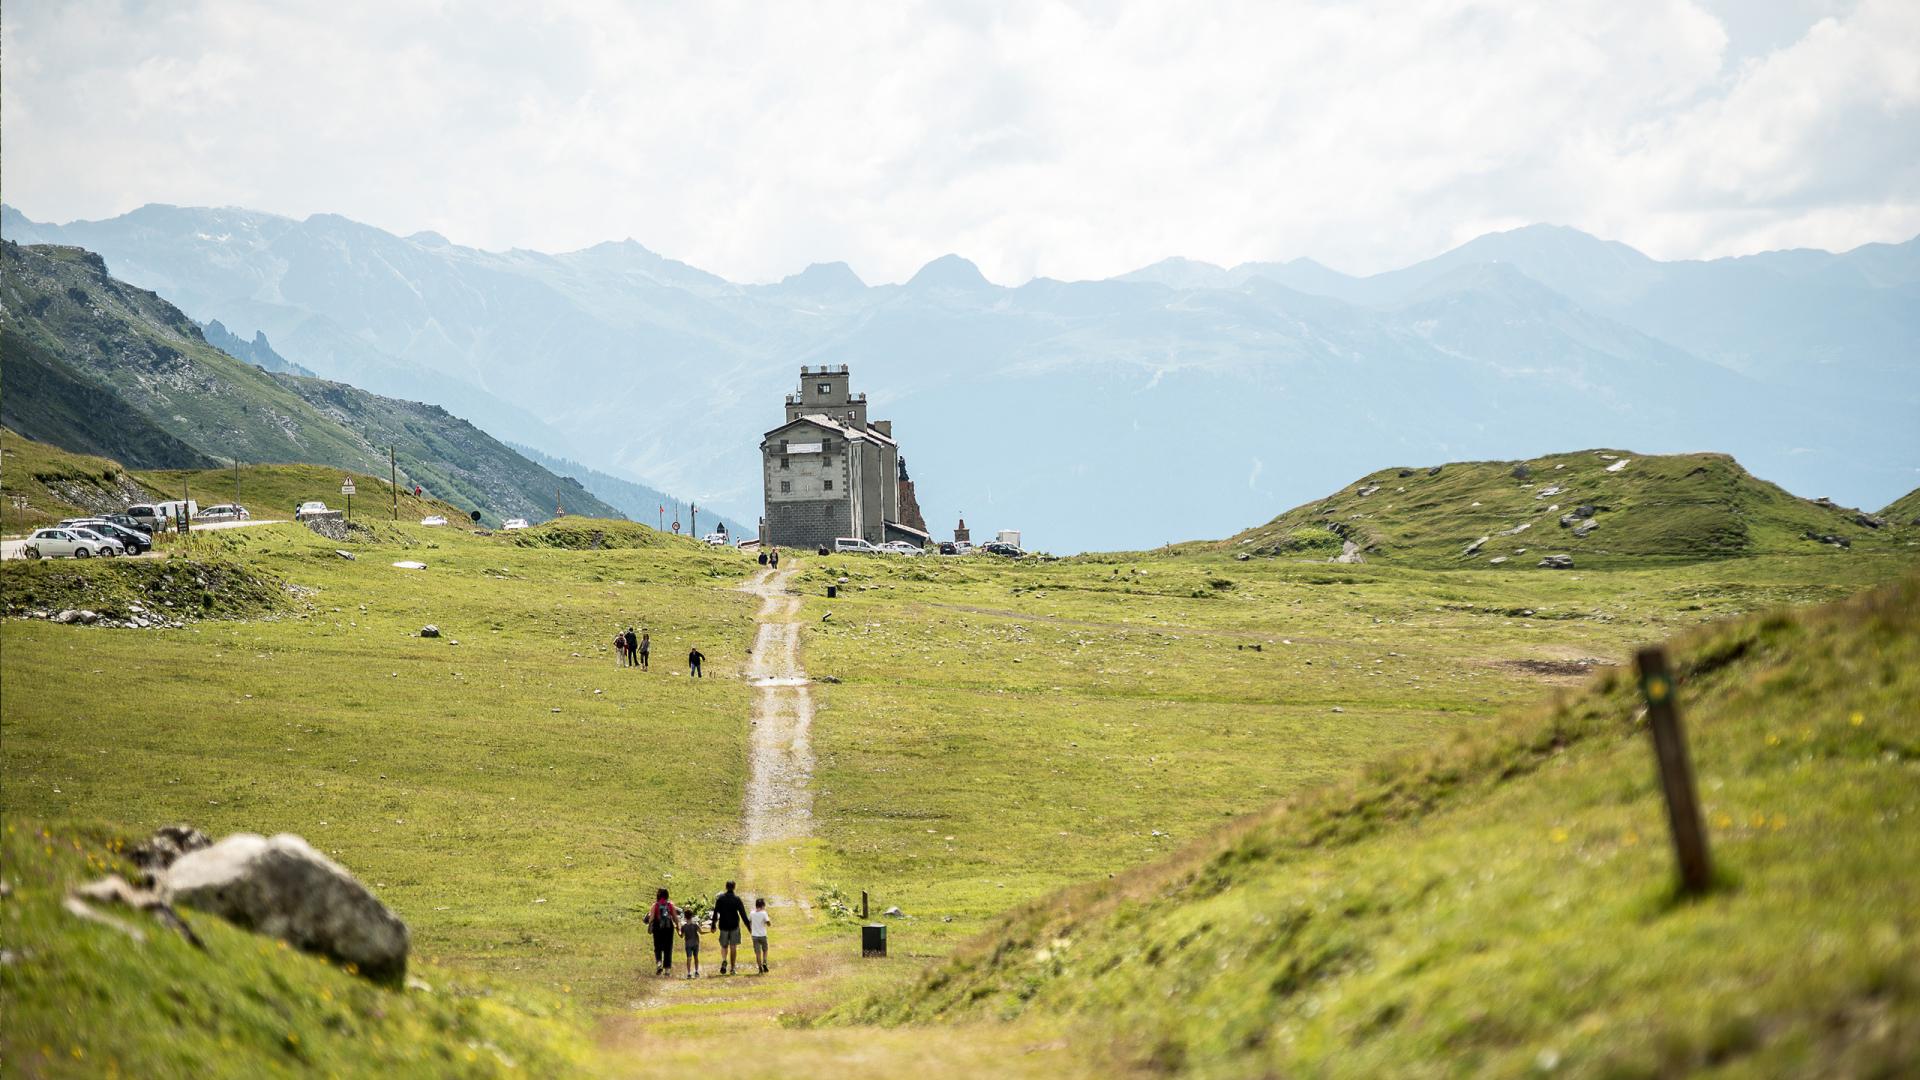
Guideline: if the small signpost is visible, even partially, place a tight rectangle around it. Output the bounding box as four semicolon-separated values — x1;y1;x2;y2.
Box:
1635;646;1713;896
341;476;356;523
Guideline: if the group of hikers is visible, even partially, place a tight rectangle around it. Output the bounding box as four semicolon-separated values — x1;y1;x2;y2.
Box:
756;548;781;568
647;882;772;978
613;627;704;677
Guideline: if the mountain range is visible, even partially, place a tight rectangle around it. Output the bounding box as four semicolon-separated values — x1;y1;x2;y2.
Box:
4;204;1913;552
0;240;621;525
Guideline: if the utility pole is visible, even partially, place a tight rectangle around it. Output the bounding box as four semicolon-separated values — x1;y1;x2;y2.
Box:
390;447;398;521
691;502;698;537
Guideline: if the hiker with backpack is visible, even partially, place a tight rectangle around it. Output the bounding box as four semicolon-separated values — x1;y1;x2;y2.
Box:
648;888;679;975
624;627;639;669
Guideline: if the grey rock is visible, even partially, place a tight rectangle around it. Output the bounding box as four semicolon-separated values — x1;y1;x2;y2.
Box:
52;609;81;624
1489;556;1509;565
1802;531;1852;549
1572;519;1600;538
1462;536;1490;556
1355;484;1381;497
1854;513;1885;529
334;549;357;560
1426;466;1443;476
883;905;904;917
1538;554;1575;569
420;625;440;638
131;825;212;879
162;833;409;982
1511;464;1533;480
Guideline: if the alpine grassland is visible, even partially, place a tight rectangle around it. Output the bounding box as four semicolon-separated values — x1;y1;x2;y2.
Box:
3;448;1917;1076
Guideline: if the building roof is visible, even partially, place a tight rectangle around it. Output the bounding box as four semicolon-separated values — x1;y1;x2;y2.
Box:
762;413;892;444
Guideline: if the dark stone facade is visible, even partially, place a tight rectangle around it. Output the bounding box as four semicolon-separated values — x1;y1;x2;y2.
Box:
765;497;851;550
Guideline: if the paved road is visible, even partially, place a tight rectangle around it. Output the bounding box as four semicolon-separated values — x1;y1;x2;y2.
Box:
0;518;287;559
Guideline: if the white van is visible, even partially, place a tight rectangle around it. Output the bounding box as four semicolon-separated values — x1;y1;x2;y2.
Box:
153;499;199;526
834;537;881;554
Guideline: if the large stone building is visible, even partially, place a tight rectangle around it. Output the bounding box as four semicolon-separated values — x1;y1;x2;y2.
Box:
759;365;931;549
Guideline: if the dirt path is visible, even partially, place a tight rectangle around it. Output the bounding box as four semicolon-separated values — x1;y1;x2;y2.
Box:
739;565;815;906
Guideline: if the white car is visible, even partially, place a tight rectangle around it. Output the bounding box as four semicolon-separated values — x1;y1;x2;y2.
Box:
879;540;924;556
701;531;730;546
500;517;530;531
295;501;332;520
833;537;882;554
24;527;122;559
196;504;251;522
420;515;448;527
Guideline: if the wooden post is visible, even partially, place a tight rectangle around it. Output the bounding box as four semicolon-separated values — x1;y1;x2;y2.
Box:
1635;646;1712;895
861;890;869;920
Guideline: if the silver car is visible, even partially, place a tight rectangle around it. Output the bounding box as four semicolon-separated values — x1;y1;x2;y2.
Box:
23;527;123;559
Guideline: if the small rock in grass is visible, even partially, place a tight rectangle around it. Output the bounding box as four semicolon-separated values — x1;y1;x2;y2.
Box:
420;625;441;638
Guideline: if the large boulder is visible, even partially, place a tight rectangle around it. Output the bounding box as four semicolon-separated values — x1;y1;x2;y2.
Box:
1538;554;1575;569
161;833;409;982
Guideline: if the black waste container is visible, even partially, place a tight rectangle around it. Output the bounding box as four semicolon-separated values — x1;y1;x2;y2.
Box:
827;585;838;598
862;923;887;957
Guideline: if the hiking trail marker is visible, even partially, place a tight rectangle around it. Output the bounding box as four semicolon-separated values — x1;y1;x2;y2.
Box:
1635;645;1713;896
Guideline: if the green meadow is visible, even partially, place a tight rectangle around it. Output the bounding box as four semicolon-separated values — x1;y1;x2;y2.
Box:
3;485;1917;1075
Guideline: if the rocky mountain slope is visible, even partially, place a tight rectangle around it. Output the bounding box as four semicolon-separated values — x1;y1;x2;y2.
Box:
5;205;1914;552
0;241;621;525
1219;449;1908;566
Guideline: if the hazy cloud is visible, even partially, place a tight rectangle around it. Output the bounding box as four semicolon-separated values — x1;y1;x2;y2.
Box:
4;0;1915;283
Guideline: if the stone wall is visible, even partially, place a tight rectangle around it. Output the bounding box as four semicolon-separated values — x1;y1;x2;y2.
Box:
765;497;853;549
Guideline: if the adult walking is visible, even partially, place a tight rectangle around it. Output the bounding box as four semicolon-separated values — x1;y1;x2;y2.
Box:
647;888;680;976
614;629;629;667
624;627;639;669
709;881;749;975
688;646;704;678
637;631;651;671
769;548;780;569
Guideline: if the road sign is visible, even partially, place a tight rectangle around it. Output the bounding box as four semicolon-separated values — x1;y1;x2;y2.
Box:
340;478;357;496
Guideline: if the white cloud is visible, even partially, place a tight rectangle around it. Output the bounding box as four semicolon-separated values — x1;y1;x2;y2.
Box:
3;0;1915;282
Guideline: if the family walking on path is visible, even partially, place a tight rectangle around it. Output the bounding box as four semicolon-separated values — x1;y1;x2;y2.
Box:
646;883;772;979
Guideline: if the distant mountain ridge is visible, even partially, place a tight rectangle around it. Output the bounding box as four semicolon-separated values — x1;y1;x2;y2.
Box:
0;240;622;525
506;442;747;539
4;203;1913;552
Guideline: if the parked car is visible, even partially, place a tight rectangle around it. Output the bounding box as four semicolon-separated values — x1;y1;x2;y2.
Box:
500;517;530;531
125;504;167;531
24;527;119;559
952;540;974;555
980;541;1024;557
61;519;151;554
196;504;250;522
294;501;332;520
701;531;730;546
420;515;448;527
879;540;923;556
833;537;882;554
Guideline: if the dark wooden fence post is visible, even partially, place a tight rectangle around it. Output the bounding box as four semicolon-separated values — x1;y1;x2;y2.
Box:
1635;646;1713;895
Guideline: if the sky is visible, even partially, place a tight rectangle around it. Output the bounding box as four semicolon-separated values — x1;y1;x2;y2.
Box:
4;0;1917;285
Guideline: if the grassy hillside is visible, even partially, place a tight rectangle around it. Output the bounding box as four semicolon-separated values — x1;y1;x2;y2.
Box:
140;462;480;527
0;243;621;526
832;572;1920;1076
0;427;158;531
1218;449;1899;566
1882;487;1920;526
1;820;596;1078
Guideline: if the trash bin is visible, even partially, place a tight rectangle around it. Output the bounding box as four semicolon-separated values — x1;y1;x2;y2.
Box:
862;923;887;957
827;585;838;598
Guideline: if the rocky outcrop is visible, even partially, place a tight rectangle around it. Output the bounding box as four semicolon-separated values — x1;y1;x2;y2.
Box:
161;833;410;982
1538;554;1575;569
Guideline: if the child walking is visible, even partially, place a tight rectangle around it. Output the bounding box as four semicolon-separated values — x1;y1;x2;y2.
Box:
681;908;704;978
748;897;772;973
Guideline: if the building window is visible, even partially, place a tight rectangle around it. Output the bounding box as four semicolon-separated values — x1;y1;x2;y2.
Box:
780;457;790;469
817;382;831;395
823;479;834;491
779;481;791;493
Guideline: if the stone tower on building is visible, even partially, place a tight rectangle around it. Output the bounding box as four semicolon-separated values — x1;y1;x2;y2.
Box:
759;365;932;550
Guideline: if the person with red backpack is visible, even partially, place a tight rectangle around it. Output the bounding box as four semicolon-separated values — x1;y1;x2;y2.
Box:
648;888;679;975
